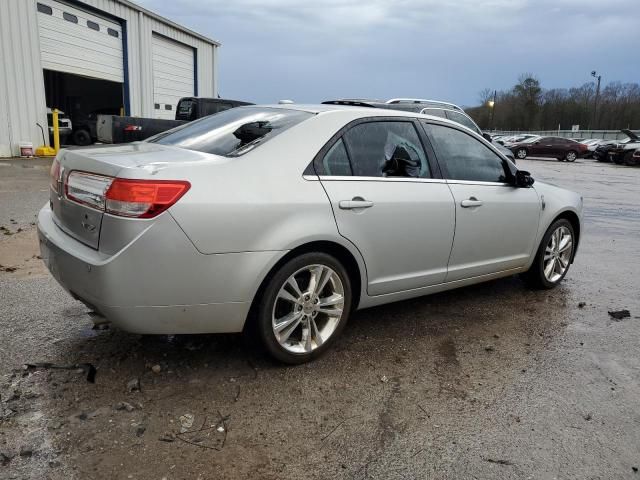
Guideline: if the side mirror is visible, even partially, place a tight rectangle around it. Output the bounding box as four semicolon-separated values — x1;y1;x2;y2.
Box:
482;132;493;142
515;170;534;187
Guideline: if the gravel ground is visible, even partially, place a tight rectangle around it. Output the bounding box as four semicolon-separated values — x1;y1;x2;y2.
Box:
0;156;639;479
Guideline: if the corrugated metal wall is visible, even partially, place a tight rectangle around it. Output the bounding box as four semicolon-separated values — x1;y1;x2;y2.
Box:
0;0;49;156
0;0;219;157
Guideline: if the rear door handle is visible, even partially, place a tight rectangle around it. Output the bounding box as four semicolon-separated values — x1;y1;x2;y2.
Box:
339;199;374;210
460;197;483;208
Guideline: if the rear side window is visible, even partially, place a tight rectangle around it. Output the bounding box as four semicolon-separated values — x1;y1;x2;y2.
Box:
322;139;352;176
444;111;481;134
149;107;313;157
342;121;430;178
426;124;508;183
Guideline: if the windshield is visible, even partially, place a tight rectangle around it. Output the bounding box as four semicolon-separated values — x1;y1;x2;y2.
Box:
149;107;313;157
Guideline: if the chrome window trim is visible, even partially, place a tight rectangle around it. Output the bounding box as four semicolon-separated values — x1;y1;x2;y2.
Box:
445;180;512;187
317;175;447;184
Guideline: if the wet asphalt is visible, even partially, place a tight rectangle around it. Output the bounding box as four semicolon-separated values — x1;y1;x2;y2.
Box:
0;156;639;479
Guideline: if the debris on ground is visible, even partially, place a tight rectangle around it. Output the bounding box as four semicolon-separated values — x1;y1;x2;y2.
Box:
114;401;135;412
126;378;140;393
578;302;586;308
22;362;96;383
159;432;176;443
0;451;13;466
608;310;631;321
151;364;162;374
485;346;495;352
484;457;514;466
179;413;195;433
0;265;18;273
19;445;33;457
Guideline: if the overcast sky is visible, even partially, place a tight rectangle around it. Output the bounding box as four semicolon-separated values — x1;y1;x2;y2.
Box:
137;0;639;107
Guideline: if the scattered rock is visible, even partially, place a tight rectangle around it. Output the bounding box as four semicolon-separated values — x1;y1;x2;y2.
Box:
126;378;140;393
19;446;33;457
0;265;17;273
484;457;514;466
135;425;146;437
159;432;176;442
608;310;631;321
632;466;638;473
48;460;61;468
179;413;195;433
114;401;134;412
151;364;162;374
583;413;592;421
485;346;495;352
578;302;586;308
0;451;13;466
493;334;500;339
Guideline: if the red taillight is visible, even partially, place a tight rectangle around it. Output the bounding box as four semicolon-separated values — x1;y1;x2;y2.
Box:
50;159;61;191
105;179;190;218
123;125;142;132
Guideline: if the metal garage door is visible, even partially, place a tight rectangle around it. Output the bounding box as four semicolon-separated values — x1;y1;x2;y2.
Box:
36;0;124;83
152;34;195;120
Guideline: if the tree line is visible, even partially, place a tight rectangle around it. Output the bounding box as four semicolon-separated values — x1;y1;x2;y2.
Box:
466;74;640;131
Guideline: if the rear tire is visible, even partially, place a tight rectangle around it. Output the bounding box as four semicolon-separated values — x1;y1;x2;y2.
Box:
565;150;577;162
523;219;575;289
256;252;352;364
516;148;528;160
72;129;92;146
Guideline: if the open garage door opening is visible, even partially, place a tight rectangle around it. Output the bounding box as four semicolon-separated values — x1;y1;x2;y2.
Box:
37;0;126;146
43;70;123;146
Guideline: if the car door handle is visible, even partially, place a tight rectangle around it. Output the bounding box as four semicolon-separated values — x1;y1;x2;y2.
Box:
339;199;374;210
460;197;483;208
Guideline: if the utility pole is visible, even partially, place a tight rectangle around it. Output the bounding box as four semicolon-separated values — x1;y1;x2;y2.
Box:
591;70;601;129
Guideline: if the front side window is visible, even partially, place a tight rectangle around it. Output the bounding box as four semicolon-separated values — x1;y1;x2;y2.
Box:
149;107;313;157
342;121;430;178
426;123;509;183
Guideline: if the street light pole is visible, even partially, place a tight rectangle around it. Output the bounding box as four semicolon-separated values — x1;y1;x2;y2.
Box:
488;90;497;131
591;70;601;129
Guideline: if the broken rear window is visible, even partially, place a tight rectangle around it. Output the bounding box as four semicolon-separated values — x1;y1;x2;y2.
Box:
149;107;313;157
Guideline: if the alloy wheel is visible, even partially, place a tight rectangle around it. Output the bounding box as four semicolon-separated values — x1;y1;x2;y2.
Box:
566;151;577;162
271;264;345;354
543;226;573;283
517;149;527;159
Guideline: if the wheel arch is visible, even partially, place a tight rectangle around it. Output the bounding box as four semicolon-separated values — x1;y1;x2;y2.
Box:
244;240;365;332
552;210;581;262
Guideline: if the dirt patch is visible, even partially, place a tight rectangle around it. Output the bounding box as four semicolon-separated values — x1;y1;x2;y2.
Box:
0;227;47;279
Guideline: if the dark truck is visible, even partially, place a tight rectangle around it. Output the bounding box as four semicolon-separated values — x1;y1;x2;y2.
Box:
96;97;253;144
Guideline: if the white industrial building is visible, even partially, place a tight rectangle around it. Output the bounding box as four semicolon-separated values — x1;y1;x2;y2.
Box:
0;0;220;157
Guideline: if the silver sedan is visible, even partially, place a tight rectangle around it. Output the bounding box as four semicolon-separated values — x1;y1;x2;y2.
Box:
38;105;582;363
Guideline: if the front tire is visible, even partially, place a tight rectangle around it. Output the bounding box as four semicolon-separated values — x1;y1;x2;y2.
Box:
523;219;575;289
257;252;352;364
516;148;528;160
565;150;577;162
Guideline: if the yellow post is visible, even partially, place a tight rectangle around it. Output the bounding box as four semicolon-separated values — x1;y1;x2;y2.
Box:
53;108;61;153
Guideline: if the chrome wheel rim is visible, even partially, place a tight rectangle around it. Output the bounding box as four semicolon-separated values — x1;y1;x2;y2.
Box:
517;149;527;159
272;264;345;354
566;152;576;162
543;226;573;283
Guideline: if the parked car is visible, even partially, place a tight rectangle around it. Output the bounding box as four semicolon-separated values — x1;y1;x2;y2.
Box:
508;136;588;162
593;130;639;162
39;104;582;363
607;134;640;165
323;98;517;162
46;108;72;145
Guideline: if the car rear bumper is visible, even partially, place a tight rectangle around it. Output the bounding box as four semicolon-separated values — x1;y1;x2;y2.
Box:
37;204;284;334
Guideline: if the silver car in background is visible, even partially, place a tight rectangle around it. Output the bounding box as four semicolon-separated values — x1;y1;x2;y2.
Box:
38;105;582;363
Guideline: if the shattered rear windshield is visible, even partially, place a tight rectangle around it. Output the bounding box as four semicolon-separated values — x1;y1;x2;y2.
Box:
148;107;313;157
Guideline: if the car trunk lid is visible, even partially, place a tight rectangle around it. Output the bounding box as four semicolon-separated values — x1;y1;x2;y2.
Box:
51;142;215;249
